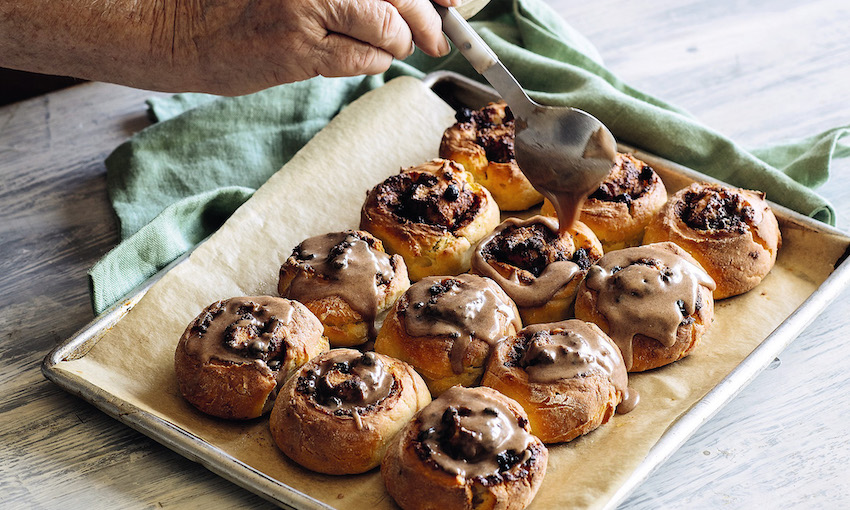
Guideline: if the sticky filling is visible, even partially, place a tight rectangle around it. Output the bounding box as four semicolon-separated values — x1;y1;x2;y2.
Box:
677;186;755;233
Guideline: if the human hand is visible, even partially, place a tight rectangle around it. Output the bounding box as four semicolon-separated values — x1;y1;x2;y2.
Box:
173;0;460;95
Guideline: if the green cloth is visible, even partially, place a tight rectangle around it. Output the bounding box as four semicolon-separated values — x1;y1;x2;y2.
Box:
89;0;849;314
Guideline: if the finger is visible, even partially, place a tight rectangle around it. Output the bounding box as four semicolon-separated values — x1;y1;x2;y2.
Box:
322;0;415;61
433;0;462;6
311;33;396;77
386;0;451;57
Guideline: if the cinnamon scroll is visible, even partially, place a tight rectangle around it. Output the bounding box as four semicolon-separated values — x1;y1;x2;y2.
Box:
374;273;521;395
174;296;328;419
270;349;431;474
574;242;716;372
381;386;548;510
439;101;543;211
644;182;781;299
278;230;410;346
360;159;500;281
470;215;603;324
482;320;635;443
542;152;667;250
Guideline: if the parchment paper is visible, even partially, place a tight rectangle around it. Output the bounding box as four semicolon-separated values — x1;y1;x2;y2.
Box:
55;76;846;510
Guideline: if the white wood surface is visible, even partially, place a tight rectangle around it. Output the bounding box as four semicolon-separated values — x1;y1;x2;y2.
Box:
2;1;850;508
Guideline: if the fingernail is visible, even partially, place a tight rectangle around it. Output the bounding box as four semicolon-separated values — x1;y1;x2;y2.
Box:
408;40;416;57
439;35;452;57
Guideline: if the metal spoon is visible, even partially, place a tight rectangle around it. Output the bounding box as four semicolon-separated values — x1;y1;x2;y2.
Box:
435;5;617;231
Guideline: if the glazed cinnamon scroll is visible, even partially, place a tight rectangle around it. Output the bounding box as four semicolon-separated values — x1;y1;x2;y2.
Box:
382;386;548;510
270;349;431;474
374;273;521;395
471;215;603;324
174;296;328;419
542;152;667;250
482;320;635;443
439;101;543;211
575;242;716;372
644;182;781;299
278;230;410;346
360;159;500;281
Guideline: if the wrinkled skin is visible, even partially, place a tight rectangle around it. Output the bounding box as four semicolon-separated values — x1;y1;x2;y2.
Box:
0;0;455;95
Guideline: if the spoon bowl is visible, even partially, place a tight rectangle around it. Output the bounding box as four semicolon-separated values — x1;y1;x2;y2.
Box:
513;103;617;230
435;5;617;231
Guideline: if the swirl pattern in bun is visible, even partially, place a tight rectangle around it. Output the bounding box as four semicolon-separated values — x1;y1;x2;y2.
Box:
541;152;667;250
375;273;521;395
270;349;431;474
439;101;543;211
360;159;500;281
174;296;328;419
471;215;603;325
643;182;781;299
278;230;410;346
482;320;636;443
574;242;716;372
382;386;548;510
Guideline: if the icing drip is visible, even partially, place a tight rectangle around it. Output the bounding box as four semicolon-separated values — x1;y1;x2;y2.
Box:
401;274;520;374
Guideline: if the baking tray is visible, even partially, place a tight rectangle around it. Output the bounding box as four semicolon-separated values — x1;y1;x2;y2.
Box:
43;71;850;509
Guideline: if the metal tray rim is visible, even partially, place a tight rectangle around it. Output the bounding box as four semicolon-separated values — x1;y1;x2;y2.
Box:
43;70;850;510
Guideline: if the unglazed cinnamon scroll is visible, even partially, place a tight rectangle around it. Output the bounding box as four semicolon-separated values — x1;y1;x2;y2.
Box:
381;386;548;510
471;215;603;324
374;273;521;395
278;230;410;346
360;159;500;281
439;101;543;211
575;242;716;372
644;182;781;298
174;296;328;419
270;349;430;474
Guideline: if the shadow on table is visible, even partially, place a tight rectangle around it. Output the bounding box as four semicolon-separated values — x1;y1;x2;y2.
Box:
0;68;83;106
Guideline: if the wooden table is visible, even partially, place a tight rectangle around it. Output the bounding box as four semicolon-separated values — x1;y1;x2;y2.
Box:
2;0;849;508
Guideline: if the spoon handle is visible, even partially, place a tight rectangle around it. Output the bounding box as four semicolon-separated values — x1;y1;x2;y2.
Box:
434;4;537;118
434;4;497;73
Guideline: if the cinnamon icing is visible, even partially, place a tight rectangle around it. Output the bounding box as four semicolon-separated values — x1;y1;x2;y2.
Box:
414;386;534;480
295;350;393;419
400;274;521;374
281;231;396;339
584;244;715;370
183;296;296;383
515;320;637;413
519;126;617;234
471;216;585;308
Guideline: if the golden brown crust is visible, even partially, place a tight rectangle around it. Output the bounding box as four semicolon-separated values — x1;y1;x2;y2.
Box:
481;321;626;443
541;153;667;250
643;182;781;299
439;101;543;211
374;275;521;396
174;347;277;420
374;305;488;395
360;159;500;281
269;349;431;474
381;386;547;510
471;216;604;325
573;242;715;372
174;296;328;419
278;230;410;346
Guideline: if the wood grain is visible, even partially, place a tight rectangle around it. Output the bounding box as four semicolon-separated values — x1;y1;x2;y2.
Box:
1;1;849;508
